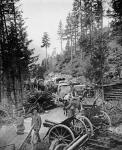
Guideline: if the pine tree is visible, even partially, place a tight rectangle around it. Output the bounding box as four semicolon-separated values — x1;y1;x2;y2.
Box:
0;0;37;106
41;32;50;70
57;20;64;52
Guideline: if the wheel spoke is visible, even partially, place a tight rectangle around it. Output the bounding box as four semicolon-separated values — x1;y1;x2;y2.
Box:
51;131;59;138
60;126;63;136
62;129;68;137
63;134;72;139
55;128;60;136
63;138;72;143
62;141;68;144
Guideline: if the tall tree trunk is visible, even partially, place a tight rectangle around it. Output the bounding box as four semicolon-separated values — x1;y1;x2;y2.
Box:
6;72;12;104
70;29;73;75
61;38;63;52
18;64;23;103
100;0;104;102
12;73;17;106
74;27;77;54
0;46;1;103
80;9;83;60
0;78;1;103
46;46;47;70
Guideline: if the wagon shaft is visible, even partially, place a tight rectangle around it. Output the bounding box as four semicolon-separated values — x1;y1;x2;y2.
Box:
43;119;58;128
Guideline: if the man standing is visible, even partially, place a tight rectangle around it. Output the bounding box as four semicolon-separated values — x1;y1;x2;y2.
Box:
70;82;77;97
65;97;76;118
31;109;42;150
63;93;72;116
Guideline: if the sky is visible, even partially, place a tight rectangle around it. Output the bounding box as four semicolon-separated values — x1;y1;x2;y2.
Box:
21;0;73;64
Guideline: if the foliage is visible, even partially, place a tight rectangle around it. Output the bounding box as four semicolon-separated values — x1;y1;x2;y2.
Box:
57;20;63;38
23;90;56;113
112;0;122;18
111;0;122;44
106;0;122;79
42;0;122;85
83;31;110;84
41;32;50;48
0;0;37;105
30;64;45;79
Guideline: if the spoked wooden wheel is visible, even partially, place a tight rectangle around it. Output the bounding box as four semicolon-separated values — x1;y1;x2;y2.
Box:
99;111;111;131
54;143;67;150
48;124;75;145
77;115;94;136
68;117;87;136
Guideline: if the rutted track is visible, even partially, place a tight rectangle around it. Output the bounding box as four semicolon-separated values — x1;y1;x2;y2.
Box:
0;107;66;150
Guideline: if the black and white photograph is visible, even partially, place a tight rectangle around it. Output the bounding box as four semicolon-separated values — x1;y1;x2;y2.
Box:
0;0;122;150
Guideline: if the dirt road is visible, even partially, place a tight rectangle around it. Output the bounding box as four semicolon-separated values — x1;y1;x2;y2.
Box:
0;107;66;149
1;107;122;150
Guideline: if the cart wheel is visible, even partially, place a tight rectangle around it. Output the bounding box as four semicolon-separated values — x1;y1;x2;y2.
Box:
54;144;67;150
77;116;94;136
99;111;111;130
48;124;75;144
69;117;87;136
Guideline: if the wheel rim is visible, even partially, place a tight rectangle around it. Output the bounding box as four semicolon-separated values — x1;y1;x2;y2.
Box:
69;117;87;136
48;124;75;144
77;115;94;136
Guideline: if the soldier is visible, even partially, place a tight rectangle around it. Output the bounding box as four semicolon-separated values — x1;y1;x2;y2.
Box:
63;93;72;116
65;97;75;118
69;82;76;97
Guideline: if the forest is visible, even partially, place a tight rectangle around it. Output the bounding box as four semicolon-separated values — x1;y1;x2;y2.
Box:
0;0;122;107
0;0;37;107
38;0;122;86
